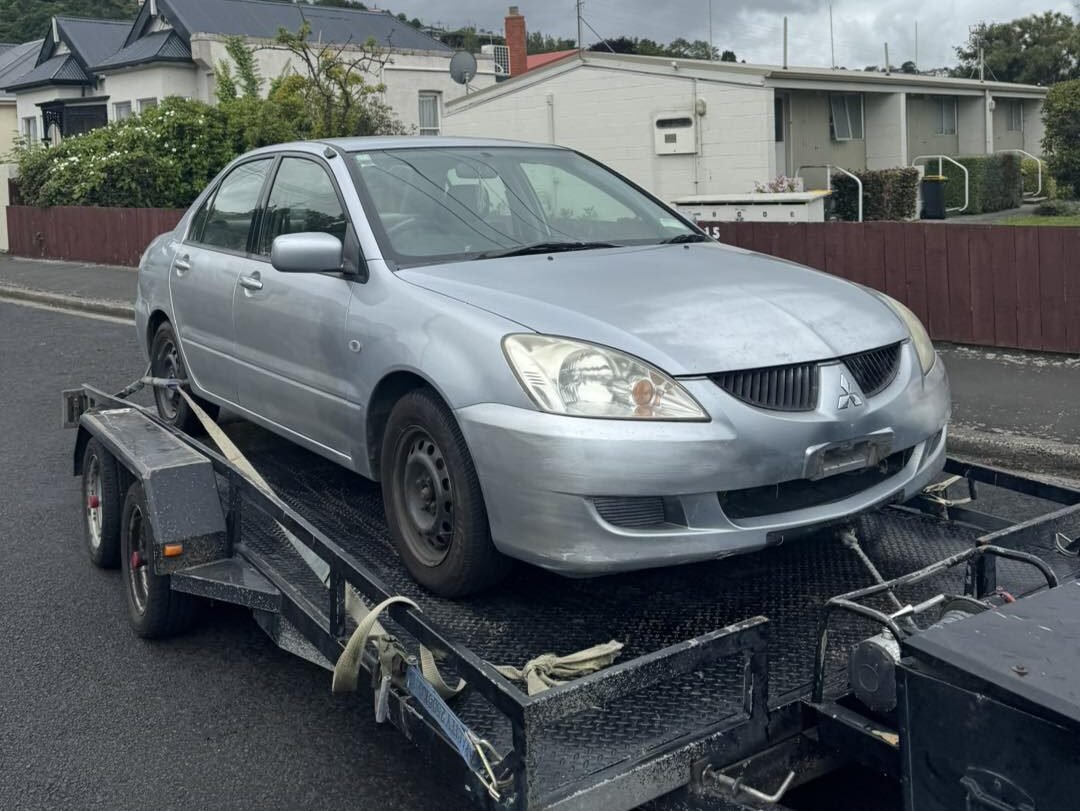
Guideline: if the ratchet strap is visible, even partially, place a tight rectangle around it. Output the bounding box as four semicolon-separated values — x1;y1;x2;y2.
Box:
921;475;972;508
495;641;624;695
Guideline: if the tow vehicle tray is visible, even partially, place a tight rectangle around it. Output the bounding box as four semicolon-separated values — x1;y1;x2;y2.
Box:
222;422;1080;806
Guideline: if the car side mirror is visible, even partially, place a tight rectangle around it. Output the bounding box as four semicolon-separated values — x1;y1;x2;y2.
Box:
270;232;344;273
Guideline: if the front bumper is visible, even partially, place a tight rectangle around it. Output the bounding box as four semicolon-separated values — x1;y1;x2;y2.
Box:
457;343;951;575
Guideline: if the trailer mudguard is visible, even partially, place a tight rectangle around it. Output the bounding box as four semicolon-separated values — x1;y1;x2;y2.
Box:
74;407;228;573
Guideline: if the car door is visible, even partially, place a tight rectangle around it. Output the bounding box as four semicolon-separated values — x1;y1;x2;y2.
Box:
231;154;359;460
171;158;273;404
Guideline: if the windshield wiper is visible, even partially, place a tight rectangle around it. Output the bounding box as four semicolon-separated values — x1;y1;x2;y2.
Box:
476;241;618;259
658;233;711;244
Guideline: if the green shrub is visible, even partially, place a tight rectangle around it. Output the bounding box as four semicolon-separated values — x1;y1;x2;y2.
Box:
1043;79;1080;199
12;98;238;209
831;167;920;221
1022;158;1057;200
1033;199;1079;216
941;153;1023;214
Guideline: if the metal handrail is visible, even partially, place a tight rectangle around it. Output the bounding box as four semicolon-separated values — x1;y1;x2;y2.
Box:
911;155;969;214
795;164;862;222
997;148;1043;198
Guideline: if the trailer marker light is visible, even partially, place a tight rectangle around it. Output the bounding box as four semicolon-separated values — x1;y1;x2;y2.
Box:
163;544;184;558
88;495;100;509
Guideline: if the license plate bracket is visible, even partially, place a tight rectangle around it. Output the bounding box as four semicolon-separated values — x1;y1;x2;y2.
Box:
806;437;891;481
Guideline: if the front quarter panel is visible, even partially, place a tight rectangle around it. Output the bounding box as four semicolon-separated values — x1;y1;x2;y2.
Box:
343;260;535;474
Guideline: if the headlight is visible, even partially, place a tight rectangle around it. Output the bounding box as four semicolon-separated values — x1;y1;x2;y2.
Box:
502;335;708;420
877;294;936;374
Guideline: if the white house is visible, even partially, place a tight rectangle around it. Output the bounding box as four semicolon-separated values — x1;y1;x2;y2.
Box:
443;46;1047;202
4;0;497;145
0;40;41;251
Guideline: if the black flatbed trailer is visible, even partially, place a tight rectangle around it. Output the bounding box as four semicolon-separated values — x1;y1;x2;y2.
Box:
66;383;1080;811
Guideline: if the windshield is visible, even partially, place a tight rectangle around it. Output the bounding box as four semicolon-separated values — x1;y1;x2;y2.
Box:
348;146;698;267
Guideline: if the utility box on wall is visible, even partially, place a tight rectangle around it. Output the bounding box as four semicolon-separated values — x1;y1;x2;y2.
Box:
654;113;697;155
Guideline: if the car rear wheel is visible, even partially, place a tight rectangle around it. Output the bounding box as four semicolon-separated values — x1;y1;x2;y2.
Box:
381;389;509;597
150;321;218;434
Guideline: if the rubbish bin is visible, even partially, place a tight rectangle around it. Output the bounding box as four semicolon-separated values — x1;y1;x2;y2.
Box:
921;175;947;220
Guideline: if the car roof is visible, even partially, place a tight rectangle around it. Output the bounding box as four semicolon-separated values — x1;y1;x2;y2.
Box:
242;136;565;158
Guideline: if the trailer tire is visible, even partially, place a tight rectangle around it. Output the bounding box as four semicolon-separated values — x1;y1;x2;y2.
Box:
150;320;218;435
381;388;510;597
120;481;198;638
82;438;123;569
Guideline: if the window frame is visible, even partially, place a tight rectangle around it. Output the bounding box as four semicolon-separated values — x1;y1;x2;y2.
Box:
253;153;355;262
137;97;158;113
829;93;864;142
21;116;38;144
418;91;441;136
1007;100;1024;133
184;156;275;257
113;101;133;121
934;96;957;136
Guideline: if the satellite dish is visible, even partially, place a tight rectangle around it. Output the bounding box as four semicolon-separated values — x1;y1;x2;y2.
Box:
449;50;478;85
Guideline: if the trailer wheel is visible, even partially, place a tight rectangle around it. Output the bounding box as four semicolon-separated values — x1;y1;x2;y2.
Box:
150;320;218;434
381;389;510;597
120;481;198;638
82;438;122;569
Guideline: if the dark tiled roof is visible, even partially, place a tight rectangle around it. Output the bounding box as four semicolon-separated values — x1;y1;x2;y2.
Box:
0;41;40;99
4;54;90;91
92;29;191;70
159;0;451;52
54;17;130;69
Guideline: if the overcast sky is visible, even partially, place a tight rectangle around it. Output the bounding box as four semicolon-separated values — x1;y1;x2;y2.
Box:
387;0;1076;70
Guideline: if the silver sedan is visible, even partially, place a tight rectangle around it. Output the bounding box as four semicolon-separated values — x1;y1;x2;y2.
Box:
135;137;950;596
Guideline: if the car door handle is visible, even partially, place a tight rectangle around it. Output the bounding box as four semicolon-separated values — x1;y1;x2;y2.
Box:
174;255;191;274
239;273;263;292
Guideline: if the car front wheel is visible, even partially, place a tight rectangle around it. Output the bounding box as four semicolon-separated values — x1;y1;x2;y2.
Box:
381;389;509;597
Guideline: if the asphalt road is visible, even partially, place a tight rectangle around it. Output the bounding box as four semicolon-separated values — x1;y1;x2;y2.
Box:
0;302;470;811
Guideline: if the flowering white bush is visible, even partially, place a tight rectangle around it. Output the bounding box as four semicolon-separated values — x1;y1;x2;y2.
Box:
752;175;804;193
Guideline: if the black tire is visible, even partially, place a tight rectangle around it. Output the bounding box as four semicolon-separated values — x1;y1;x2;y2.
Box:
381;388;509;597
149;320;218;435
82;438;123;569
120;481;198;638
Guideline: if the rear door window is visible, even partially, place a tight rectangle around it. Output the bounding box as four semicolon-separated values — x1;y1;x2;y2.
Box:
191;159;272;252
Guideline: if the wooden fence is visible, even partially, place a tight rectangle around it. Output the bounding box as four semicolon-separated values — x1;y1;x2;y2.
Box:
6;205;185;268
704;222;1080;355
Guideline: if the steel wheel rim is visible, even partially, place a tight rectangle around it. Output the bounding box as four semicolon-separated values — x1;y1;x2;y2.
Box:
85;454;102;551
395;428;454;567
153;337;181;421
127;504;149;614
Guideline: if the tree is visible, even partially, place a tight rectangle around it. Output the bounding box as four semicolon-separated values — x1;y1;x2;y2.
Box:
527;31;577;54
586;35;728;60
720;50;737;63
0;0;137;43
953;12;1080;85
1042;79;1080;197
899;60;917;74
214;35;263;101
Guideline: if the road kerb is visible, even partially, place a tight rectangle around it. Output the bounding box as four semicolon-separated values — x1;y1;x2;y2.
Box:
0;283;134;321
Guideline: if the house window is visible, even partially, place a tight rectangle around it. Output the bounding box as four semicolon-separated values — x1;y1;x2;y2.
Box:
21;116;38;144
1007;101;1024;132
138;97;158;113
418;92;440;136
114;101;132;121
829;93;863;141
934;97;957;135
774;98;784;142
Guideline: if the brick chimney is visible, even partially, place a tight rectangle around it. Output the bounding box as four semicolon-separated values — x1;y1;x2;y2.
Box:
505;6;527;77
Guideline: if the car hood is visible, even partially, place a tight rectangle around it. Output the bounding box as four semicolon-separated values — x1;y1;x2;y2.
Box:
398;243;908;376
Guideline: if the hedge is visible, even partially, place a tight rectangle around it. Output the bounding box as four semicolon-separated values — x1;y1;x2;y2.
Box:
1043;79;1080;199
830;167;920;221
940;153;1022;214
1022;157;1057;200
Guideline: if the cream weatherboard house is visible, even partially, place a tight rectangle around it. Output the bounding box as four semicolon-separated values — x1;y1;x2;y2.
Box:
442;49;1047;203
0;40;41;251
4;0;496;146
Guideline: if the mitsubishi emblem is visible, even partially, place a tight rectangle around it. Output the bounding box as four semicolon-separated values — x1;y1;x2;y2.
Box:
837;374;863;410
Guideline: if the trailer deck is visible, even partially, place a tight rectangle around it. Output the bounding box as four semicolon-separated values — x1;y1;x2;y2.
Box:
69;389;1080;811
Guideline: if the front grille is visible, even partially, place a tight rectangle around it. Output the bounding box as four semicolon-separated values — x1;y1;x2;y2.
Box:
842;342;902;397
592;496;667;529
711;362;819;412
718;448;913;521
